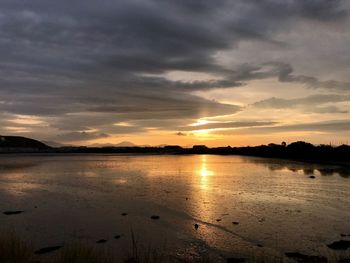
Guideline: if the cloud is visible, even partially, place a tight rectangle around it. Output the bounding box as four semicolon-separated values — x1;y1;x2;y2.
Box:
253;94;350;113
0;0;349;142
211;120;350;135
264;120;350;133
270;62;350;90
182;121;278;131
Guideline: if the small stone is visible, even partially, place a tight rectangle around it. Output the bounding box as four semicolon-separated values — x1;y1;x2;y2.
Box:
232;221;239;225
216;219;222;222
96;239;107;243
285;252;327;263
309;175;316;179
327;240;350;250
151;215;160;220
3;210;24;215
114;235;121;239
194;223;199;230
121;213;128;216
34;246;63;254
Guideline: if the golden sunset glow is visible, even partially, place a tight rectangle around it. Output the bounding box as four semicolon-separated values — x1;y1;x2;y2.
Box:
0;0;349;148
1;1;350;261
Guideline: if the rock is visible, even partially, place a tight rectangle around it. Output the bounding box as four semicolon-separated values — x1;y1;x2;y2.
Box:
226;257;246;263
114;235;121;239
194;223;199;230
232;221;239;225
3;210;24;215
285;252;327;262
327;240;350;250
96;239;107;243
150;215;160;220
34;246;63;254
309;175;316;179
121;213;128;216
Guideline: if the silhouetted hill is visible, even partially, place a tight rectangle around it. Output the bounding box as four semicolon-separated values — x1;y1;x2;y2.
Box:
0;135;50;151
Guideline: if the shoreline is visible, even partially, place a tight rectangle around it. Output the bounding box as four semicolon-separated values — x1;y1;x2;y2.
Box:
1;151;350;167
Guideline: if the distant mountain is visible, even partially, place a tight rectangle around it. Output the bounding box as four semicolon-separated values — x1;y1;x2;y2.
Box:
0;135;50;149
156;144;168;147
89;141;137;147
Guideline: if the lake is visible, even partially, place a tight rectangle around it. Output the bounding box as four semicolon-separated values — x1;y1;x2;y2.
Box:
0;154;349;261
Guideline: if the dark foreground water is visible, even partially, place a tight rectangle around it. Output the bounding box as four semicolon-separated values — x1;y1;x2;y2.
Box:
0;154;349;261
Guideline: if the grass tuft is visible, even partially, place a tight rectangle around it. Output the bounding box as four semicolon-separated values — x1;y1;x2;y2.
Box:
1;231;349;263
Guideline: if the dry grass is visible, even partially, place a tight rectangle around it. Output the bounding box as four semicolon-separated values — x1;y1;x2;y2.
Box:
51;242;115;263
0;231;34;263
0;231;349;263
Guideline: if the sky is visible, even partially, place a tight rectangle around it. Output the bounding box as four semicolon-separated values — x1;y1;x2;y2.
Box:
0;0;350;147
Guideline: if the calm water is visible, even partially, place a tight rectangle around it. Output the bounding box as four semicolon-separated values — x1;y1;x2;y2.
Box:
0;154;349;261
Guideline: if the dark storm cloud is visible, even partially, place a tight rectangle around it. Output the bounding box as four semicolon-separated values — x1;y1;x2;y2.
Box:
250;0;346;21
0;0;348;139
270;62;350;90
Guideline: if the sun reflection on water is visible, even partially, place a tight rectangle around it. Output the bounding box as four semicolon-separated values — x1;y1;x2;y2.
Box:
199;155;214;177
198;155;214;191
